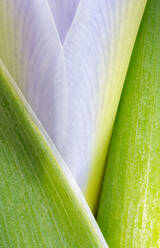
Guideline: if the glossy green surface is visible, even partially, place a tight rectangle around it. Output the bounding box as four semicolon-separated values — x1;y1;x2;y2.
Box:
97;0;160;247
0;63;106;247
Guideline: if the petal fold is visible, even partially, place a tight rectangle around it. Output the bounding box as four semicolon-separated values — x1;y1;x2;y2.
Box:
47;0;80;42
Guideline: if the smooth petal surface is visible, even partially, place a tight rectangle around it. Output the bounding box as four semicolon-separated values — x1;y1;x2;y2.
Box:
47;0;80;42
0;59;108;247
63;0;147;211
0;0;67;151
97;0;160;247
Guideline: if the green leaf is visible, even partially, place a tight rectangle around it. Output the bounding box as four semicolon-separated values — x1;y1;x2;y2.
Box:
0;59;107;247
97;0;160;247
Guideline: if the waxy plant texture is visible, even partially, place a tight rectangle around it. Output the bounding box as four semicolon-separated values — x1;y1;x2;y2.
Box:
0;0;159;247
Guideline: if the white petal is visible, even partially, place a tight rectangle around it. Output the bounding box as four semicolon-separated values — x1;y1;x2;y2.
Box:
0;0;67;150
63;0;147;211
47;0;80;42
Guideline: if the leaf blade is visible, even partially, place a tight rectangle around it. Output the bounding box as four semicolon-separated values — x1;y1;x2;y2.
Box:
0;59;108;248
97;0;160;247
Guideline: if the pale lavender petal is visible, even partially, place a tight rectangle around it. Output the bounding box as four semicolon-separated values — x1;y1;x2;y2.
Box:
0;0;67;149
63;0;147;211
